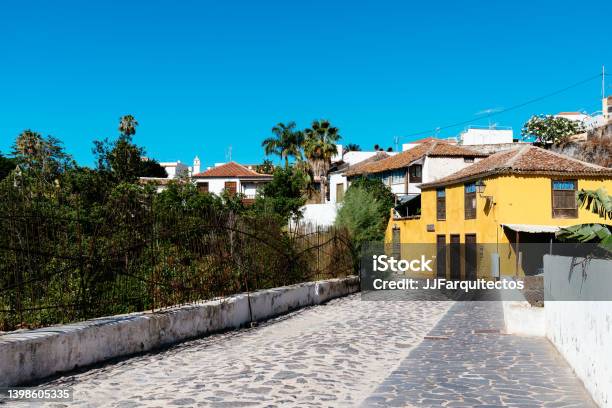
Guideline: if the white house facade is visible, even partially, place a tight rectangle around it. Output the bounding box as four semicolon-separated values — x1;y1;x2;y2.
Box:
192;162;272;203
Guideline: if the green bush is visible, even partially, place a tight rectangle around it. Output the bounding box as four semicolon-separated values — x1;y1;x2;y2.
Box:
335;182;392;249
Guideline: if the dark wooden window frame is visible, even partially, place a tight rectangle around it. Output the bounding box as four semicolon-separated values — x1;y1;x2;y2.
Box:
551;179;578;219
224;181;237;196
409;165;422;183
464;183;477;220
198;182;209;193
436;188;446;220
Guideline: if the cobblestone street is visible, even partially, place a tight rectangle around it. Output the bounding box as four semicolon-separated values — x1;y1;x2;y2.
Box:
25;295;450;407
363;301;597;408
16;294;596;408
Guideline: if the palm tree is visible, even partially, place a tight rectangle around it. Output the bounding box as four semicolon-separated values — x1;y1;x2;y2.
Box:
261;122;303;168
303;120;341;203
344;143;361;152
118;115;139;140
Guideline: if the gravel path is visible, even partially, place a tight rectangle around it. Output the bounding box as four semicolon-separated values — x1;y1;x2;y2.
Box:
22;294;451;407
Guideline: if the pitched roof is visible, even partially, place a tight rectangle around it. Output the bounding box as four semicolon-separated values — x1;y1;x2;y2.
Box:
421;145;612;189
338;151;390;174
345;141;487;176
407;137;456;144
193;162;272;178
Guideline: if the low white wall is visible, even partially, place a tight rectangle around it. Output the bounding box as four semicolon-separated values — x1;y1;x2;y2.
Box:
500;286;545;337
544;255;612;408
296;203;339;229
0;276;359;387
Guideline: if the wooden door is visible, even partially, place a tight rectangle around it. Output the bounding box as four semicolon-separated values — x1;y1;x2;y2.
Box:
336;183;345;202
436;235;446;278
465;234;477;281
392;227;401;259
450;235;461;280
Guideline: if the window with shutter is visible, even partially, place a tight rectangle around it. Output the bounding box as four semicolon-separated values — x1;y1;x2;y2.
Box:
464;183;477;219
552;180;577;218
436;188;446;220
224;181;237;195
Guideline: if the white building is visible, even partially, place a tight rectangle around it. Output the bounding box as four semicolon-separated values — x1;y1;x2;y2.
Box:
192;161;272;203
344;141;489;217
459;126;514;145
159;161;190;178
327;151;393;204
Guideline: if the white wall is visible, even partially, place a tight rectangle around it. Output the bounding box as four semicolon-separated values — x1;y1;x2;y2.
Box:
328;173;348;204
460;128;513;145
161;162;189;179
422;156;482;184
544;255;612;408
296;203;339;229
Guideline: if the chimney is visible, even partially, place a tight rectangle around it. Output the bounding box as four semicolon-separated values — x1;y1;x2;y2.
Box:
193;156;201;175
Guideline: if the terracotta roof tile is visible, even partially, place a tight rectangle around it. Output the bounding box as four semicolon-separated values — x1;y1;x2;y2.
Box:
408;137;456;144
193;162;272;178
345;141;486;176
421;145;612;188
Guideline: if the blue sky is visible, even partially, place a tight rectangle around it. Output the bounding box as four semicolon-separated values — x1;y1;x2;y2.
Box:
1;0;610;168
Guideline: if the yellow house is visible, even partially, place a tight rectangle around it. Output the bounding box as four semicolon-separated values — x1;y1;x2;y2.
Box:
385;145;612;279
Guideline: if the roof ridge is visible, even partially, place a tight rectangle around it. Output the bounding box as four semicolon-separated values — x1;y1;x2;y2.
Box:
504;144;531;168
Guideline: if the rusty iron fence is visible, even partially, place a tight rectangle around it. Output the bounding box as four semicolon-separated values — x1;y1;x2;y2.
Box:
0;196;355;332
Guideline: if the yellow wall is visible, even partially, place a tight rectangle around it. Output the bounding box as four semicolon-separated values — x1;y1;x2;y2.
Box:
385;175;612;278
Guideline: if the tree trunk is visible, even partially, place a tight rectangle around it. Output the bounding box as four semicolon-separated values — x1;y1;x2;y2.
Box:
320;175;327;204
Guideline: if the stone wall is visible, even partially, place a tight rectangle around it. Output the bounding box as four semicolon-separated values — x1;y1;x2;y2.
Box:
0;276;360;387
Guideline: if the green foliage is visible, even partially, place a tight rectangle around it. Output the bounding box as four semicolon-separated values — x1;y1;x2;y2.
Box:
335;187;387;248
254;159;275;175
521;115;584;145
344;143;361;152
253;166;307;221
262;122;304;168
335;178;394;248
139;159;168;178
349;177;395;215
577;187;612;220
556;187;612;253
12;130;73;182
0;152;17;181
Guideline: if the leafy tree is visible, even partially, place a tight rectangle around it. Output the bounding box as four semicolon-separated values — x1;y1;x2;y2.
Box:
335;188;386;249
0;152;17;181
344;143;361;152
118;115;139;140
335;178;395;249
521;115;584;145
253;166;307;221
94;115;161;183
93;137;145;183
255;159;275;175
11;130;73;181
139;159;168;178
303;120;340;203
262;122;304;168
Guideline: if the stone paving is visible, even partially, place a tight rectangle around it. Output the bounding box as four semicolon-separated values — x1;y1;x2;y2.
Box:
19;294;451;407
362;301;597;408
